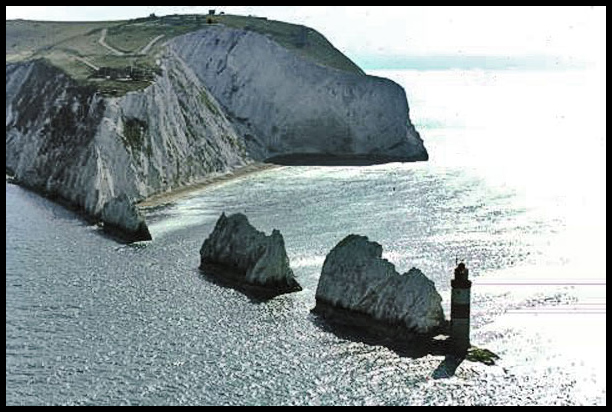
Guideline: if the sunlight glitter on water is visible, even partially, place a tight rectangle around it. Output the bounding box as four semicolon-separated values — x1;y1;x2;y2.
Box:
6;68;605;405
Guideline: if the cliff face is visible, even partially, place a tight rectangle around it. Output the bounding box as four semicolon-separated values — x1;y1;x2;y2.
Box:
95;53;247;201
170;26;427;163
6;19;427;240
7;61;105;213
6;56;247;241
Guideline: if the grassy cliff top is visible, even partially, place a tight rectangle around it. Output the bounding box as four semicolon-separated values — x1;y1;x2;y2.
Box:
6;14;363;95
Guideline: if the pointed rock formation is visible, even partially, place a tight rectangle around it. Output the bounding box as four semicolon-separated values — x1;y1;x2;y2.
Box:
314;234;445;338
200;213;301;297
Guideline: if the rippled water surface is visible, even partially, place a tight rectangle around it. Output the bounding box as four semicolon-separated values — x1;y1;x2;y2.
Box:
6;69;605;405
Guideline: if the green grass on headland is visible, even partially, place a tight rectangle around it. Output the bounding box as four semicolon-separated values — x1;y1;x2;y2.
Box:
6;19;121;63
216;14;363;75
6;14;363;96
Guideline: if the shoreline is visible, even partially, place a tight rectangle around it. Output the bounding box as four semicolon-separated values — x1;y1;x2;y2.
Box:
136;162;280;209
265;153;428;166
6;175;149;243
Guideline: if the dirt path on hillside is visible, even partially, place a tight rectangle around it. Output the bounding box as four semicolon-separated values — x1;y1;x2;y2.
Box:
98;28;125;56
139;34;165;55
74;56;100;71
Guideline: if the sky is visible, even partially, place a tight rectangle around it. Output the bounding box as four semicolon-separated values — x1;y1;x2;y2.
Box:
5;6;606;70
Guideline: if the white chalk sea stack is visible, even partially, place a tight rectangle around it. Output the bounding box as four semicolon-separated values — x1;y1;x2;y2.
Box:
314;235;445;336
200;213;301;297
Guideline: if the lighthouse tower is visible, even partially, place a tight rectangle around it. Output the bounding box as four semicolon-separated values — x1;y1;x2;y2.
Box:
451;262;472;354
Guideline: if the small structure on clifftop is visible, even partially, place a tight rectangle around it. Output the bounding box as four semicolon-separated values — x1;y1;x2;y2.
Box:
313;235;445;340
200;213;301;298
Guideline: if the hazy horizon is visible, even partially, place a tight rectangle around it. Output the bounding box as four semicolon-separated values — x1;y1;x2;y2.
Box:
5;6;606;71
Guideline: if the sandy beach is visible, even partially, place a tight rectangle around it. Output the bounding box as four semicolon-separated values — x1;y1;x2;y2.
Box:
137;162;280;209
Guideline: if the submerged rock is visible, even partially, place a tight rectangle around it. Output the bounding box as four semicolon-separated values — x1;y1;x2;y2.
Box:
200;213;301;297
314;235;445;337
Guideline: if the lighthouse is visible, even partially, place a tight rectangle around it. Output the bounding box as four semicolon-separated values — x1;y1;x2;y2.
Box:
451;262;472;354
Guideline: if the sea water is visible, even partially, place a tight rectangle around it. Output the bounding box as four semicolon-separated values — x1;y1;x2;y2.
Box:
6;67;605;405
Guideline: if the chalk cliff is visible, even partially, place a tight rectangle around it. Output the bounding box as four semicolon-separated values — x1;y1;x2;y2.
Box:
200;213;301;296
171;26;427;163
6;55;247;241
314;235;445;336
6;16;427;240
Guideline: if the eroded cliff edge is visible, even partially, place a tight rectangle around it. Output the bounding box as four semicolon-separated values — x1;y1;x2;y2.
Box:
6;18;427;241
6;57;246;241
171;26;427;163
